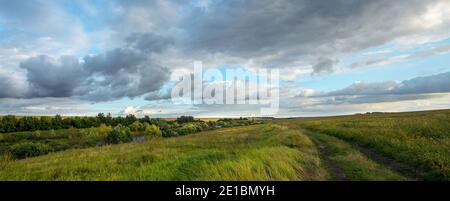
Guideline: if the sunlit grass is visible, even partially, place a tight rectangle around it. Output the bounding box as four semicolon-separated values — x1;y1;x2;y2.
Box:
308;131;405;181
0;124;328;181
277;110;450;181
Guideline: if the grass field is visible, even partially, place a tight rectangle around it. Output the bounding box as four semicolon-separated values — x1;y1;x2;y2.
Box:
0;110;449;181
275;109;450;181
0;124;328;180
0;126;142;157
305;131;405;181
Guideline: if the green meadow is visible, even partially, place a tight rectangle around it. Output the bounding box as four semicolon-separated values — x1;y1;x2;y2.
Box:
0;110;449;181
0;124;328;180
275;109;450;180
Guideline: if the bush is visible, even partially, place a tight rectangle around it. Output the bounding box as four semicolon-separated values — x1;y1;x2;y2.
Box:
47;141;70;152
49;129;57;138
97;124;113;134
28;130;41;140
129;121;144;132
83;124;112;142
9;142;52;159
162;127;177;137
144;125;162;138
106;124;132;144
177;123;201;135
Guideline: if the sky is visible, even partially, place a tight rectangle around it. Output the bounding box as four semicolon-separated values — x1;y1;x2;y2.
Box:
0;0;450;117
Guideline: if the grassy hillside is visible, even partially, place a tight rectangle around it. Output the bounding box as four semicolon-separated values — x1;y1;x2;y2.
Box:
0;124;328;181
1;110;448;181
306;131;405;180
276;109;450;180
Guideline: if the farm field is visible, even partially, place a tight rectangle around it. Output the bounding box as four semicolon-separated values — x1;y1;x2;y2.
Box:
0;110;448;181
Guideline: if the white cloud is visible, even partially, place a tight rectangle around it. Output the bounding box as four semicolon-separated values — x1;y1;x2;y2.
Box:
124;106;138;115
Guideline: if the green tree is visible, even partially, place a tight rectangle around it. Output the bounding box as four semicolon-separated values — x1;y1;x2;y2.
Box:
52;115;63;129
144;125;163;138
97;124;113;135
106;125;132;144
40;116;52;130
177;116;195;123
125;114;137;126
129;121;144;132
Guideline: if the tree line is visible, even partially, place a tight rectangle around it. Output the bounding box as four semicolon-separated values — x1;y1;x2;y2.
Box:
0;114;255;135
1;114;260;159
0;113;162;133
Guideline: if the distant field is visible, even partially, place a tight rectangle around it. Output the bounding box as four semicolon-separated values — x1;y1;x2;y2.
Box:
0;110;449;181
159;117;221;122
161;117;262;122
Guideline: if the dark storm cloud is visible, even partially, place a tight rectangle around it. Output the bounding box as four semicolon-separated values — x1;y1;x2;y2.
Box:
81;60;170;102
83;48;146;75
393;72;450;94
179;0;438;67
19;55;85;97
1;0;449;103
326;72;450;96
107;0;442;67
14;34;172;101
80;59;170;102
138;64;170;92
80;43;171;101
325;81;399;97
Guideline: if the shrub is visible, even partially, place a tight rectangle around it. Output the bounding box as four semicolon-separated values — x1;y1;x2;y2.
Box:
196;122;210;131
47;141;70;152
83;124;112;142
29;130;41;139
162;127;177;137
144;125;163;138
9;142;52;159
129;121;144;132
142;122;149;128
177;123;201;135
97;124;113;134
105;124;132;144
49;129;57;138
81;128;99;144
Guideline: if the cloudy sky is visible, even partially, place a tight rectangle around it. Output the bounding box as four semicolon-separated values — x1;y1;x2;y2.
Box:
1;0;450;117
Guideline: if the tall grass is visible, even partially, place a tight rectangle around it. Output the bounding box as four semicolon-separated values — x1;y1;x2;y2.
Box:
0;124;328;181
284;110;450;180
308;131;405;180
